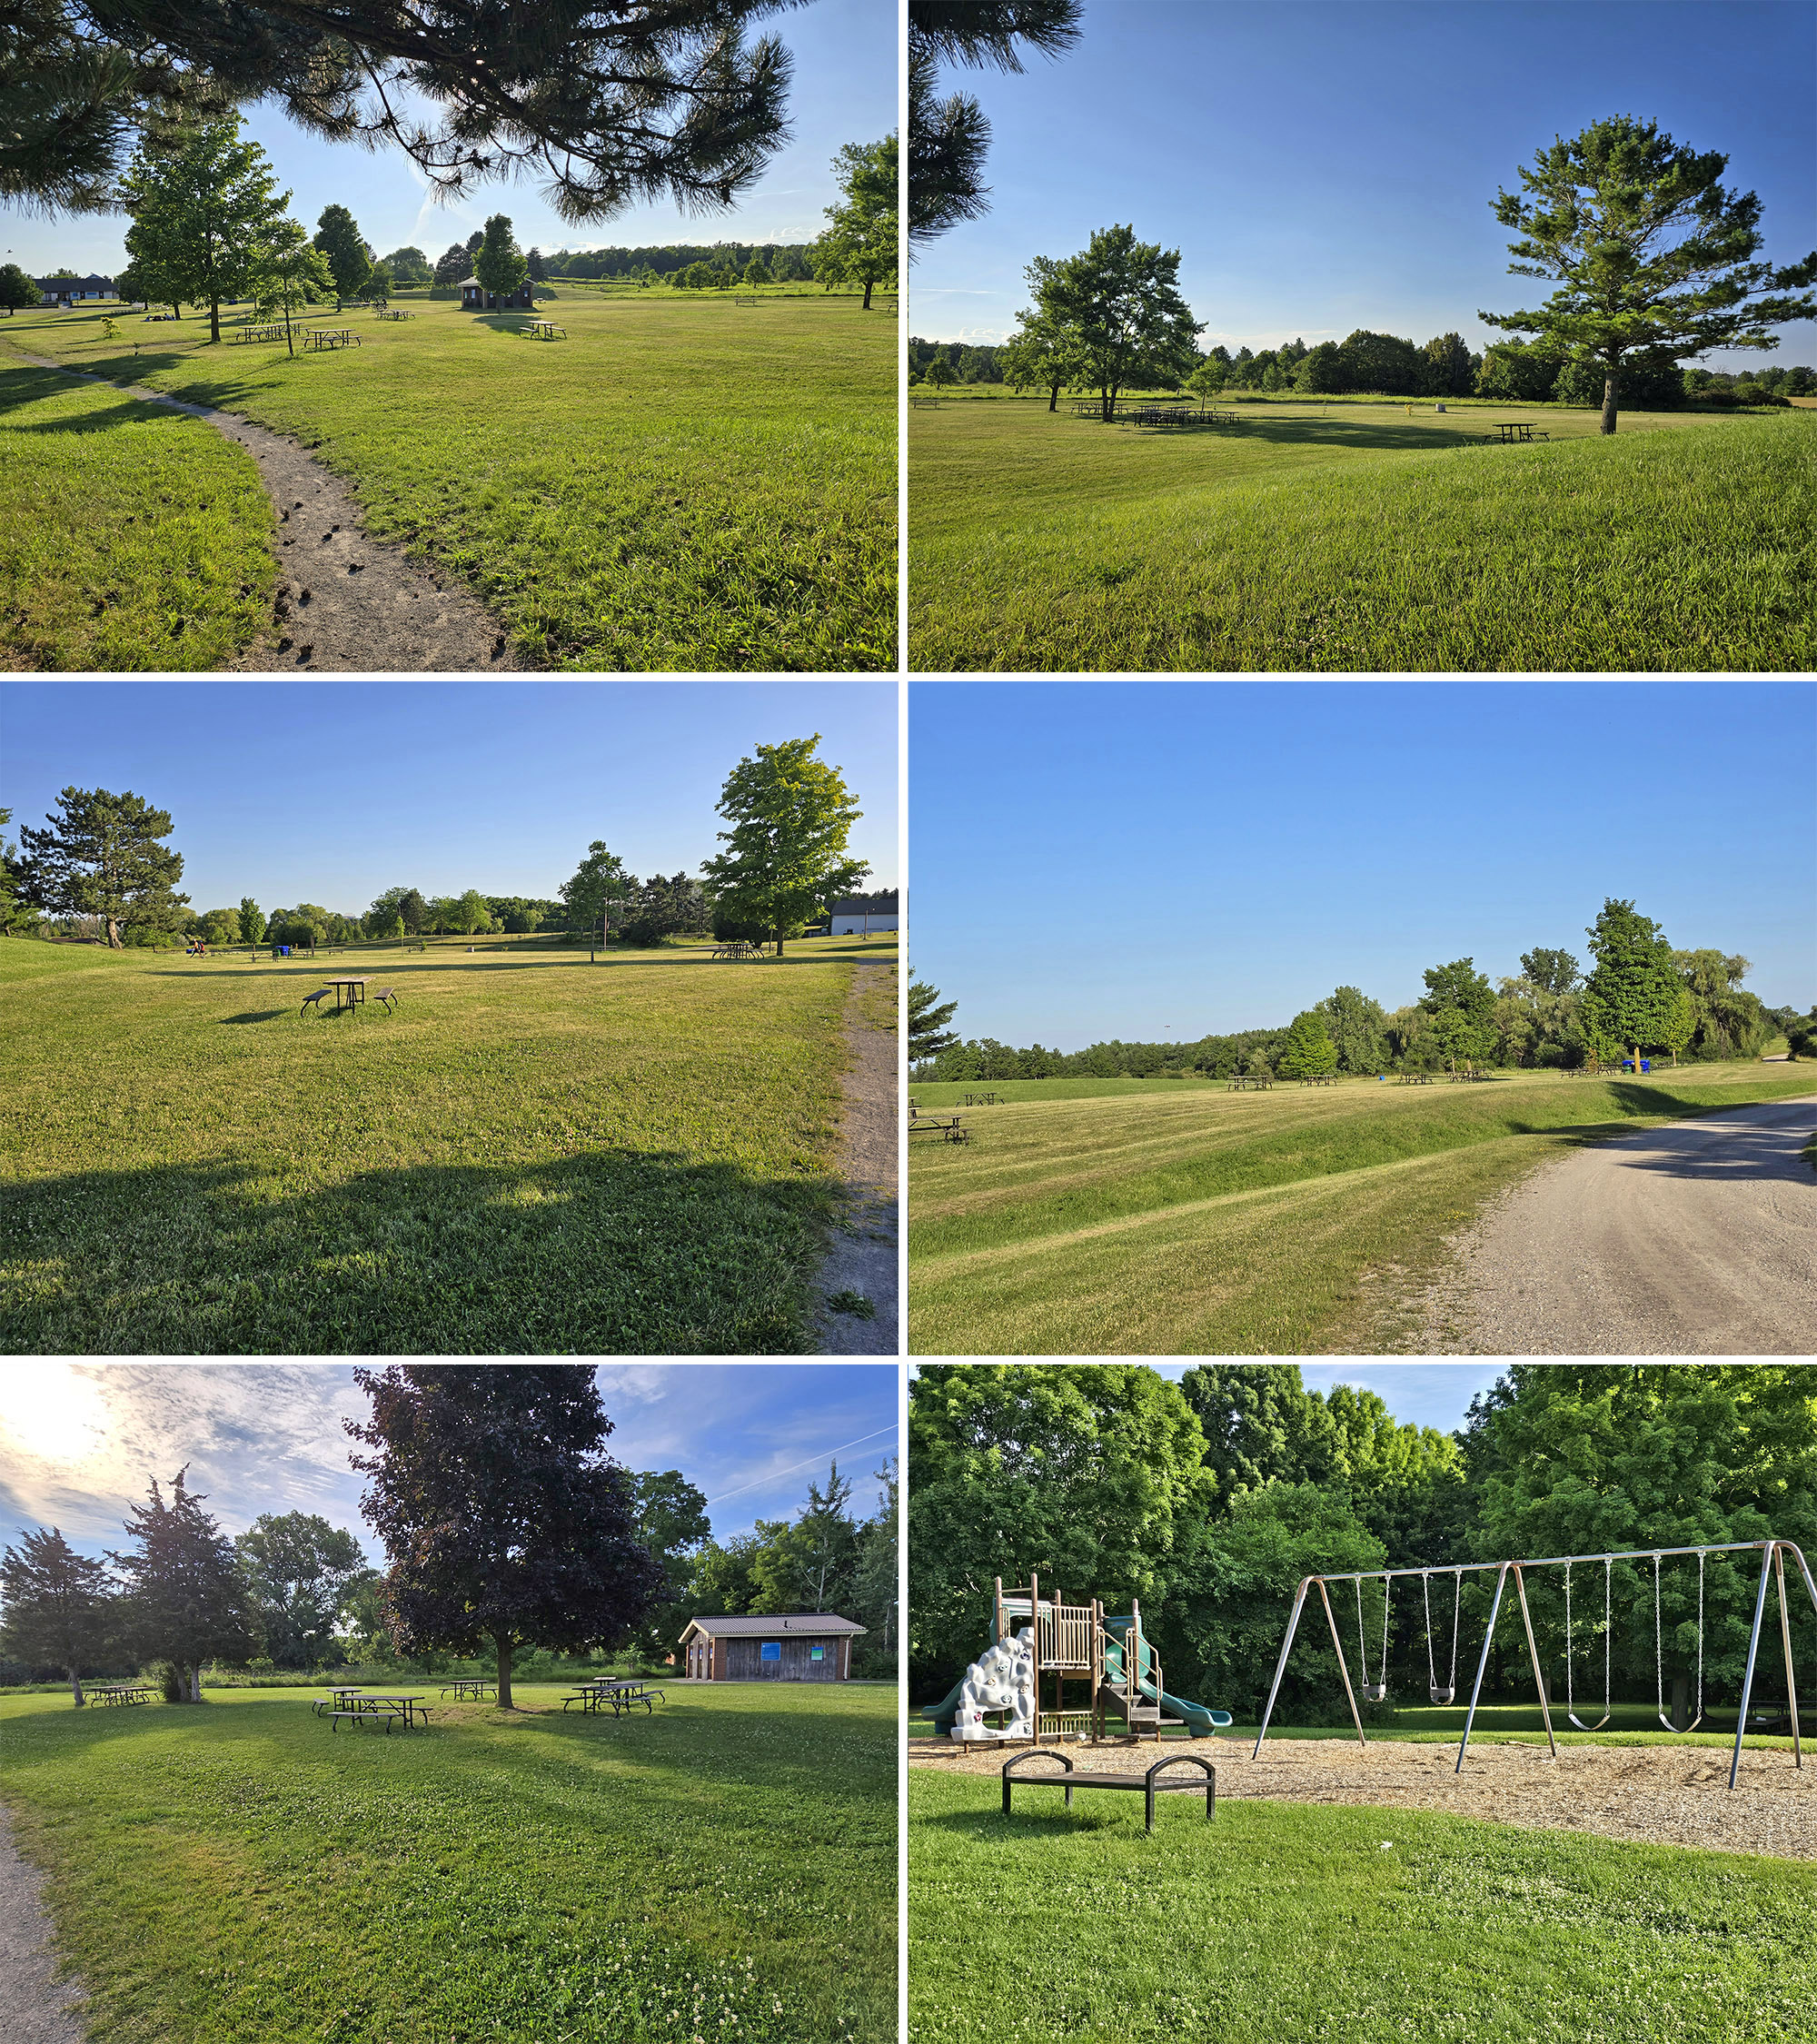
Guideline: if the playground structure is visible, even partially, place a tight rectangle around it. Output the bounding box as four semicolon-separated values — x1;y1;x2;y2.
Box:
1254;1537;1817;1790
922;1574;1233;1745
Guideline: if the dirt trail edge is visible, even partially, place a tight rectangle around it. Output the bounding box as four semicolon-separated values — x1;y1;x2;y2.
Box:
811;960;899;1354
17;354;516;671
0;1804;85;2044
1374;1093;1817;1354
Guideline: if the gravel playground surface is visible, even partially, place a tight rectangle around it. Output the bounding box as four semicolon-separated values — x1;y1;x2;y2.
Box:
19;356;516;672
911;1734;1817;1860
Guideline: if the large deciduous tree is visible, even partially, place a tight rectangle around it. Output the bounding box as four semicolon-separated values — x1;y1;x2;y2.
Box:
0;263;40;313
1000;278;1087;409
0;1528;115;1704
113;1469;257;1702
557;841;630;945
813;133;897;310
1418;957;1497;1071
7;2;806;225
118;116;290;342
1027;224;1202;421
473;212;528;303
700;734;867;958
908;0;1082;249
1316;985;1387;1074
346;1364;664;1709
1276;1008;1338;1080
624;1471;710;1659
233;1513;370;1669
15;786;189;948
312;202;371;301
1480;114;1817;433
1581;898;1683;1068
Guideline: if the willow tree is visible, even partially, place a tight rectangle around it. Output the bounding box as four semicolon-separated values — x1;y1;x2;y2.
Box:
346;1365;662;1709
1480;114;1817;432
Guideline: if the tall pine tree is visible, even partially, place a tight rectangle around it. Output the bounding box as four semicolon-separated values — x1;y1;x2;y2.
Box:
0;1528;115;1704
113;1471;256;1702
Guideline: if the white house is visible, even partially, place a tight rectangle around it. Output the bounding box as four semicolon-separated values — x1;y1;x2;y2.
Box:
829;889;898;936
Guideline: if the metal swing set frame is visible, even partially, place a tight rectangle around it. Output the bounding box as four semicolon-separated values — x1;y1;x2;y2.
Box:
1252;1537;1817;1791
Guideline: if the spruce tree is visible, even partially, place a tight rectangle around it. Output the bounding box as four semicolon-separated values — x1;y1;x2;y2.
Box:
1582;898;1683;1069
0;1528;115;1704
112;1471;256;1702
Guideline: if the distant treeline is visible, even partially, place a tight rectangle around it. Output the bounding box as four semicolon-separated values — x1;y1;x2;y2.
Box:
914;941;1811;1083
544;242;818;282
908;332;1814;407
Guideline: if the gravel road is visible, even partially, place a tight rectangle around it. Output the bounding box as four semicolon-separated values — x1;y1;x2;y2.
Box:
19;354;516;671
1405;1094;1817;1354
0;1805;84;2044
811;961;899;1354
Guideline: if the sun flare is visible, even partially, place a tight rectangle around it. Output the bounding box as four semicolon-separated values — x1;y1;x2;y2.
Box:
0;1364;108;1465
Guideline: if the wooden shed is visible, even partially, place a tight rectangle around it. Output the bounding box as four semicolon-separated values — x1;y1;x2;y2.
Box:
678;1612;866;1682
460;275;535;312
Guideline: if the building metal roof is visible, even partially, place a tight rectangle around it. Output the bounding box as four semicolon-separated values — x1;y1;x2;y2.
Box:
829;890;898;914
679;1612;867;1639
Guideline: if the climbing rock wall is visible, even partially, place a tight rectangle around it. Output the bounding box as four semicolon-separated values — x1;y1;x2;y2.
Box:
949;1626;1035;1740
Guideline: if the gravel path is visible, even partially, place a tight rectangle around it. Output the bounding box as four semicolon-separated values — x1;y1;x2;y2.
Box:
912;1734;1817;1860
18;354;517;672
1378;1093;1817;1354
0;1805;84;2043
811;961;899;1354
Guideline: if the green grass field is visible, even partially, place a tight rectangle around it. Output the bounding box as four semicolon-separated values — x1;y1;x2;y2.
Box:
909;1765;1816;2044
908;1065;1815;1354
907;394;1813;670
0;931;897;1354
0;362;276;671
3;286;895;671
0;1681;895;2044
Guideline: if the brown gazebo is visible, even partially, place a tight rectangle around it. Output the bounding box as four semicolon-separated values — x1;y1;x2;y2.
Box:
460;275;535;312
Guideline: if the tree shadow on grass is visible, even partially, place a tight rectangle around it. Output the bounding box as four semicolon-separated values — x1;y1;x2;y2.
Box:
217;1008;290;1025
0;365;210;432
1501;1086;1817;1181
1105;412;1484;456
0;1148;842;1356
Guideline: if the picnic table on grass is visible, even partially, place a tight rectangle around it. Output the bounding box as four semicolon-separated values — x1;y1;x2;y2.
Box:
440;1677;495;1701
1395;1073;1435;1085
303;328;360;351
562;1679;666;1716
321;977;367;1013
374;308;412;320
1491;421;1547;443
910;1108;971;1143
963;1091;1002;1106
1299;1074;1338;1086
1226;1074;1274;1090
524;318;565;340
323;1690;432;1732
89;1683;157;1706
234;323;288;343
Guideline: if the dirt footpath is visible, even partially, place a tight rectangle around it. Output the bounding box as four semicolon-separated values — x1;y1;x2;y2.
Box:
1377;1093;1817;1354
0;1805;84;2043
19;356;517;672
911;1734;1817;1860
811;961;899;1354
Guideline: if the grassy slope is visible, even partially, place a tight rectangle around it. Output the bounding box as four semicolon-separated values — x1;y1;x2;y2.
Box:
908;1067;1816;1354
0;1682;895;2044
0;935;900;1354
909;1770;1817;2044
6;288;895;671
908;399;1813;670
0;363;274;670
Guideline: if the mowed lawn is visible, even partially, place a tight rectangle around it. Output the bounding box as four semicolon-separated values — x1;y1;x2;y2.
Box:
0;1682;895;2044
0;362;276;671
909;1768;1817;2044
0;934;896;1354
908;395;1813;671
908;1066;1817;1354
4;287;895;671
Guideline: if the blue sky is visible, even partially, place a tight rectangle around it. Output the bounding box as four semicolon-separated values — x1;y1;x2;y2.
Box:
908;680;1817;1047
1152;1362;1505;1434
5;0;894;279
911;0;1817;372
0;680;897;917
0;1363;899;1561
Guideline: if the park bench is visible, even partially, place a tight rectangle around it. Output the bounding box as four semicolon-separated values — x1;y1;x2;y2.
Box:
1000;1751;1216;1834
372;987;400;1015
300;988;329;1016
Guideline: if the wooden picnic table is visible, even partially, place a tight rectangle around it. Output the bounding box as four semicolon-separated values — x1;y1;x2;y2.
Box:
327;1691;430;1731
439;1677;495;1701
1226;1074;1275;1090
910;1111;971;1143
1299;1074;1338;1086
1395;1073;1435;1085
88;1683;157;1706
524;318;565;339
303;328;360;351
320;977;367;1013
962;1091;1002;1106
562;1679;666;1716
1491;422;1548;442
374;308;412;320
1001;1751;1216;1834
